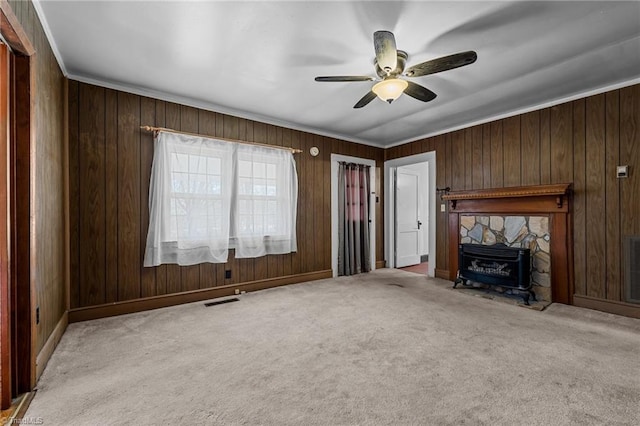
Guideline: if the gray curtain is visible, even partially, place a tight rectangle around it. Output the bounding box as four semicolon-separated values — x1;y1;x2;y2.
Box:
338;162;371;276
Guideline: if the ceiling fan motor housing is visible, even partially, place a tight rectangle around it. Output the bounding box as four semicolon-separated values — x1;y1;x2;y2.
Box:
375;50;408;78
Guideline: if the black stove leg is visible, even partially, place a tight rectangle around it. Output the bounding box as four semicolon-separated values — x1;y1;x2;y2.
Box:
453;272;461;288
529;290;537;302
522;291;530;306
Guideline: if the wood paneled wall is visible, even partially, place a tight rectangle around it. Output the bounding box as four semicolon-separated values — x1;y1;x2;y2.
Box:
386;84;640;305
68;81;384;310
8;1;66;353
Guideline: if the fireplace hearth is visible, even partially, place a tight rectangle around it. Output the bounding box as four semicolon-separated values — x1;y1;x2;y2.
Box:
454;243;535;304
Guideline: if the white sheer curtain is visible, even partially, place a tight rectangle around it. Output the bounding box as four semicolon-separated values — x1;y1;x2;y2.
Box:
144;132;233;266
144;131;297;267
233;144;298;258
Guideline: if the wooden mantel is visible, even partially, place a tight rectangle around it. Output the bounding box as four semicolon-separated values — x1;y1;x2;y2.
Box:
442;183;572;211
443;183;574;305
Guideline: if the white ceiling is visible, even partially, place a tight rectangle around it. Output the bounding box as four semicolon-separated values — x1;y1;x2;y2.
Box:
35;1;640;148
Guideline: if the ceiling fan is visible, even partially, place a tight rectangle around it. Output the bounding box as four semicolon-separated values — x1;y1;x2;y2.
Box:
315;31;477;108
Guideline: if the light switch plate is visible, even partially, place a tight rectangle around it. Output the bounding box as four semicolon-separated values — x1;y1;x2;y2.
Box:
440;204;446;212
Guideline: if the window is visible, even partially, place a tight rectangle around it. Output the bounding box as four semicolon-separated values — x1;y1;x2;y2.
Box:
237;158;279;236
232;145;298;258
144;132;297;267
169;149;226;242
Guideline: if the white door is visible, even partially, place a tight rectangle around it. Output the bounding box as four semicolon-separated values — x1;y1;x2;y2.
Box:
395;168;421;267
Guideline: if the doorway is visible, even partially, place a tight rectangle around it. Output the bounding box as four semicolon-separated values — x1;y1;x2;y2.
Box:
0;7;36;408
384;152;436;277
330;154;376;278
395;163;429;269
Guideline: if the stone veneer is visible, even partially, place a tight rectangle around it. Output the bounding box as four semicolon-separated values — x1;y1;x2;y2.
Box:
460;215;551;301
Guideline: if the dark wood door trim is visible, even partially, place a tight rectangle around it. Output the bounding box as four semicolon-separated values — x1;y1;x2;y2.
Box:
10;52;33;394
0;41;11;411
0;1;34;56
0;0;36;408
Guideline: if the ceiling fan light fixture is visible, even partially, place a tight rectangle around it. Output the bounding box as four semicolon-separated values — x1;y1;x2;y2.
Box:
315;31;477;108
372;78;408;103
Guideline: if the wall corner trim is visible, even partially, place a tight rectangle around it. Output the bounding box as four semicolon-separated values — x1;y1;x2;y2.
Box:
35;311;68;380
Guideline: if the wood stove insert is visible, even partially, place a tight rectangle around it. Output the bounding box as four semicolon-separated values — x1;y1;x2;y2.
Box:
454;243;536;305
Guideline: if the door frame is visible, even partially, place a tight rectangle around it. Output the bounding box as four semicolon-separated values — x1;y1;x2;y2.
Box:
394;166;421;268
330;154;376;278
384;152;436;276
0;2;35;408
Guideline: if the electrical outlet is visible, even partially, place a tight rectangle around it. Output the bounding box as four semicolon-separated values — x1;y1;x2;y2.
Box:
440;204;446;212
617;165;629;178
234;289;240;295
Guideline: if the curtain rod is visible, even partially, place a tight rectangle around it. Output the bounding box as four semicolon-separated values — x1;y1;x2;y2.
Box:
140;126;303;154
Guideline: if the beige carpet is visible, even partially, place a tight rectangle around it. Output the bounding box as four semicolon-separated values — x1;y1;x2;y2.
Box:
25;269;640;425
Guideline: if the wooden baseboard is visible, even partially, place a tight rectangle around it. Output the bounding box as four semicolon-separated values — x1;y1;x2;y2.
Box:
69;270;332;323
14;391;35;421
375;260;386;269
573;295;640;319
434;269;450;280
36;311;68;380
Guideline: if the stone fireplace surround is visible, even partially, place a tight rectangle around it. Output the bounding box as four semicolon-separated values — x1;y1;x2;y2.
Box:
442;184;573;304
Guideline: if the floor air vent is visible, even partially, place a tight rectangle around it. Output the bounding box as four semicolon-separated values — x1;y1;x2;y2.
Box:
204;297;239;307
625;236;640;304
